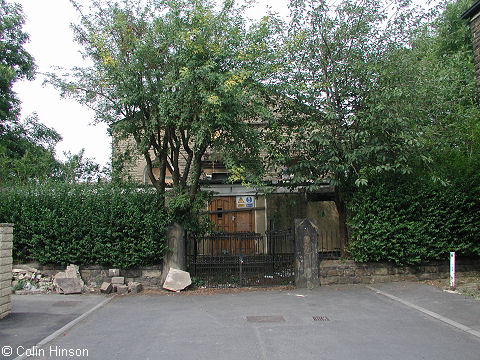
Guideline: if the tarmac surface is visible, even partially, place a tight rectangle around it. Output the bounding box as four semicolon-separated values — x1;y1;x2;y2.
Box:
0;294;107;360
0;282;479;360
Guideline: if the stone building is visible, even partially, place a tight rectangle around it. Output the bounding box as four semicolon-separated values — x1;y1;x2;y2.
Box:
113;131;341;255
462;0;480;95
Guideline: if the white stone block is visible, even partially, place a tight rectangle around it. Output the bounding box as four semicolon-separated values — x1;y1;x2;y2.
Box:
162;268;191;292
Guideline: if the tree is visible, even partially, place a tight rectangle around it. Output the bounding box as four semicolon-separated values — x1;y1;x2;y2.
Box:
270;0;428;250
374;0;480;181
49;0;280;270
60;149;108;183
0;0;35;125
346;0;480;263
0;113;62;186
51;0;280;201
0;114;108;185
0;1;109;186
0;1;64;185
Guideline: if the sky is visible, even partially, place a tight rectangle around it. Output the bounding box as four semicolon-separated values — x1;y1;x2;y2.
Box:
13;0;289;169
13;1;109;166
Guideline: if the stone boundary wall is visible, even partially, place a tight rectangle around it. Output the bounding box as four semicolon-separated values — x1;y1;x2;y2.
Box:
319;257;480;286
17;263;163;288
1;224;13;319
13;257;480;289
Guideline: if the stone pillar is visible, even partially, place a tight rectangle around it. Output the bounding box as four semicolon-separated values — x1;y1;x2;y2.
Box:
0;224;13;319
160;222;186;285
295;219;320;288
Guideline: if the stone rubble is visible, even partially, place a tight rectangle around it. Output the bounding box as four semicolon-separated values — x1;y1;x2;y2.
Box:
12;266;145;295
12;266;54;294
100;282;112;294
53;264;85;294
54;277;83;295
106;270;143;295
128;282;143;294
108;269;120;277
111;276;125;284
116;285;129;294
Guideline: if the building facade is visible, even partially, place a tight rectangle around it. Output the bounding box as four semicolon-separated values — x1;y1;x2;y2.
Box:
462;0;480;96
113;133;341;254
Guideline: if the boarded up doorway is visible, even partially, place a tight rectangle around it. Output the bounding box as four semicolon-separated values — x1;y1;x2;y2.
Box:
208;196;254;233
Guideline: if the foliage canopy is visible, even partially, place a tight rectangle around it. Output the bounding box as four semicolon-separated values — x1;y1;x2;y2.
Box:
0;0;35;124
345;0;480;263
0;0;63;185
266;0;480;248
51;0;281;206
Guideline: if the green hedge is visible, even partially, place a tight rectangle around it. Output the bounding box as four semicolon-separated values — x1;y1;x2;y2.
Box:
347;175;480;265
0;182;173;268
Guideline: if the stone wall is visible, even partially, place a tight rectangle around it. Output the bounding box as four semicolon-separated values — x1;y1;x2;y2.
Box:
319;257;480;286
112;135;148;184
0;224;13;319
18;263;164;289
12;256;480;290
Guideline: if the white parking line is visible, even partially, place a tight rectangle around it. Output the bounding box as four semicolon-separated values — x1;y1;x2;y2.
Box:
367;286;480;340
13;295;116;360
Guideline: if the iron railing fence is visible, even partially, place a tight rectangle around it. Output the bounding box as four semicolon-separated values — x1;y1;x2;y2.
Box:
187;230;295;287
186;228;341;288
190;232;265;256
266;228;342;259
318;229;342;260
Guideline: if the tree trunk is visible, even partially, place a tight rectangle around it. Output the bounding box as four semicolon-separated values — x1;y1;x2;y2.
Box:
160;222;186;285
189;144;208;203
334;188;348;256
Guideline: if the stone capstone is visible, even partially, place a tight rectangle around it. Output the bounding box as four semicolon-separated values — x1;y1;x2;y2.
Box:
162;268;191;292
53;264;85;294
55;278;83;294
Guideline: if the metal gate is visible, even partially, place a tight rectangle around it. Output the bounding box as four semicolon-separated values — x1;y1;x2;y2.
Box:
186;230;295;288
